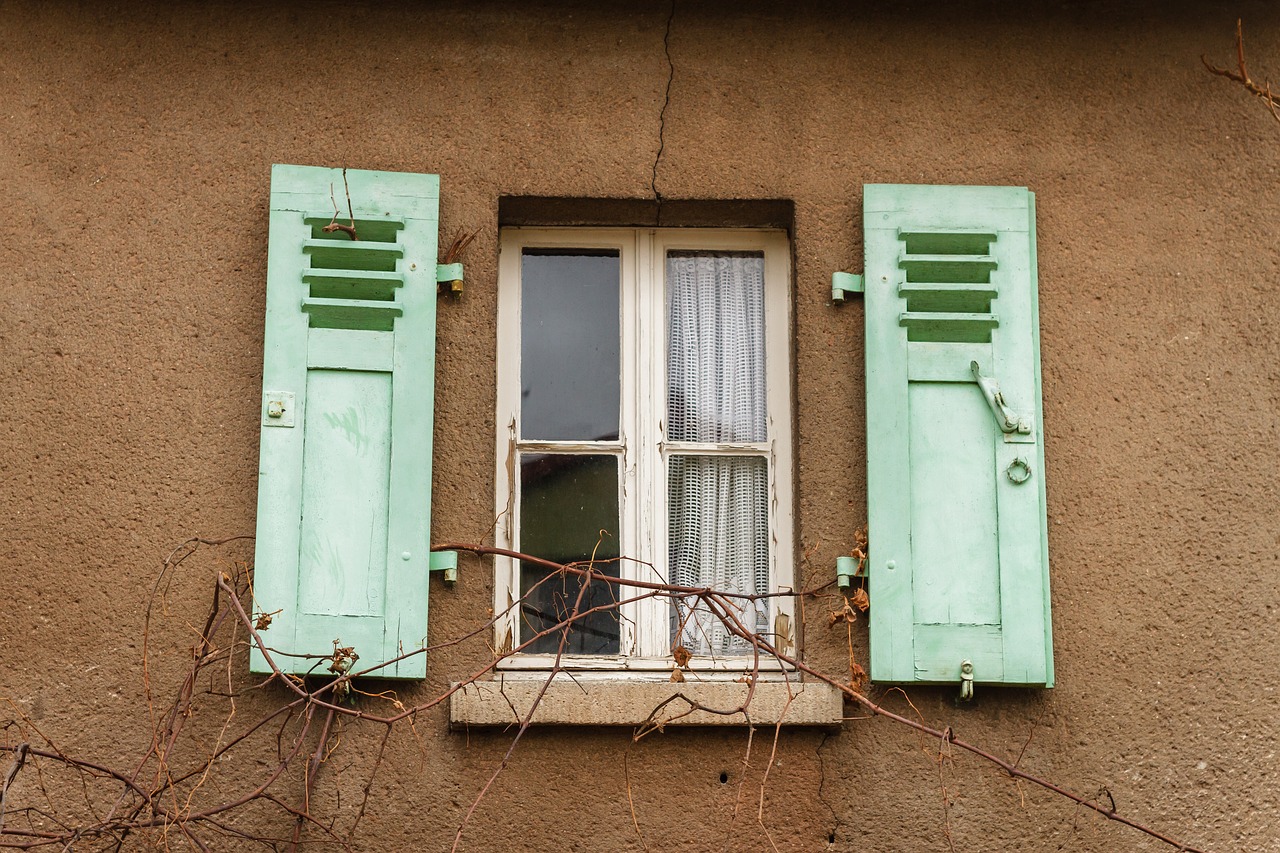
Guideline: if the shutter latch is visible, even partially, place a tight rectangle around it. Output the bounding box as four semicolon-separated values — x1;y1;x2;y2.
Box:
831;272;864;302
959;660;975;701
970;362;1032;436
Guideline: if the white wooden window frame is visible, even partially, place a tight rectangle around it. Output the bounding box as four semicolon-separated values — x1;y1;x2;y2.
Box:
494;227;794;672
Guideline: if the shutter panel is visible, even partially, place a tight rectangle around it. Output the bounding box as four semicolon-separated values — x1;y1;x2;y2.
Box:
250;164;440;680
864;184;1053;688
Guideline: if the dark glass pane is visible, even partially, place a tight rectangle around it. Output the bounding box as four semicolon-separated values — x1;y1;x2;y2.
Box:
521;250;621;441
519;453;621;654
667;251;766;443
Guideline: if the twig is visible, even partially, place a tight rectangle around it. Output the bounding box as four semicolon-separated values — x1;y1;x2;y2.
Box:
438;543;1213;853
289;706;336;851
622;741;650;852
1202;19;1280;125
0;743;29;833
938;727;956;853
756;699;794;853
0;537;1213;853
1014;705;1047;772
440;230;476;265
323;169;359;240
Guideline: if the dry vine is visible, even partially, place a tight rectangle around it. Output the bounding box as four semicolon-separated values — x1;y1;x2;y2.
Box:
322;168;358;240
1203;18;1280;124
0;537;1212;851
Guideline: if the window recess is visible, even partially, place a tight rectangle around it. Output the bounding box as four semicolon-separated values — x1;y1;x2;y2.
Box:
494;228;794;671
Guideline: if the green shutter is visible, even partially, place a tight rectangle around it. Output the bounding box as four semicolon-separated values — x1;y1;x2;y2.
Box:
250;164;440;680
864;184;1053;688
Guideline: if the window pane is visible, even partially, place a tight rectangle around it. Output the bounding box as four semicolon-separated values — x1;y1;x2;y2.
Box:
668;455;769;657
667;251;766;443
521;250;621;441
519;453;621;655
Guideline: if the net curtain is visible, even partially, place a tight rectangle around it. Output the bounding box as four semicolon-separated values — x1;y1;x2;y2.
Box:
666;252;770;656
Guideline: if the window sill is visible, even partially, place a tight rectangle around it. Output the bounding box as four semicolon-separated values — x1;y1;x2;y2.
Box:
449;675;844;728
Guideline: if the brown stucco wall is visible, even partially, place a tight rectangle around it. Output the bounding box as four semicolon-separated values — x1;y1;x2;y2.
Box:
2;1;1278;850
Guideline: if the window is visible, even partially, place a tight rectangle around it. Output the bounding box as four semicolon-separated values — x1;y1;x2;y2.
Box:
494;228;793;670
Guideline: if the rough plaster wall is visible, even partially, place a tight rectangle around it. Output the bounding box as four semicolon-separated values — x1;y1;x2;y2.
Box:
1;1;1278;850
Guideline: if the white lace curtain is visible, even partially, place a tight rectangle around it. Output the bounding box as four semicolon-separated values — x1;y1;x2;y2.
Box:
666;252;769;656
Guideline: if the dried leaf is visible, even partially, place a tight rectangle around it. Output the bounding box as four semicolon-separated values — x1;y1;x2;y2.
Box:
328;642;359;675
253;608;280;631
851;587;870;612
669;668;685;683
828;603;858;626
672;644;692;668
850;662;868;691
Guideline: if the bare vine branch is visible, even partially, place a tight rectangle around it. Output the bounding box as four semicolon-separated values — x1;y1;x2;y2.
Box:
1203;18;1280;124
0;536;1214;852
435;543;1213;853
323;168;358;240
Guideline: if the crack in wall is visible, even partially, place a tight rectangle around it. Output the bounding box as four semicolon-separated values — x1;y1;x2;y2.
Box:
651;0;676;215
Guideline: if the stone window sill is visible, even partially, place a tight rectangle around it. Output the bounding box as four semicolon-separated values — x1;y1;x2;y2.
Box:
449;676;844;728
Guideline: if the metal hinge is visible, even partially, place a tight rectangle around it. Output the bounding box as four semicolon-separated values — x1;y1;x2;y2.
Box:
429;550;458;584
836;555;859;591
831;272;864;302
437;263;464;294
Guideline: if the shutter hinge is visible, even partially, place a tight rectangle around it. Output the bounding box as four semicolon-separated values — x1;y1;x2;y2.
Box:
959;660;974;702
436;263;464;294
836;555;859;591
429;550;458;584
831;272;864;302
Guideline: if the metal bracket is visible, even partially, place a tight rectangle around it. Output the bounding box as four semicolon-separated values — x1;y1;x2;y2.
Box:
436;262;464;294
959;660;974;701
429;550;458;584
836;555;859;591
969;362;1031;435
831;272;864;302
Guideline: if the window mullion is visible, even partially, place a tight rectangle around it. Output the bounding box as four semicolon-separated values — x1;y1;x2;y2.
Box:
618;230;643;657
636;230;669;659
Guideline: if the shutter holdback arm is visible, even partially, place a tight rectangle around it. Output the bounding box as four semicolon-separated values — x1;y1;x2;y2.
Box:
970;361;1031;435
